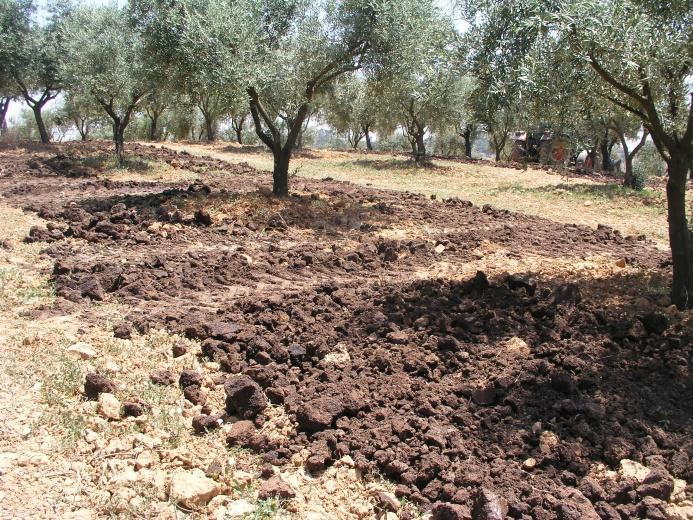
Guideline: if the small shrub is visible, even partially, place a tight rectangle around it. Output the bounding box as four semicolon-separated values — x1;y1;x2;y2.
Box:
631;164;647;191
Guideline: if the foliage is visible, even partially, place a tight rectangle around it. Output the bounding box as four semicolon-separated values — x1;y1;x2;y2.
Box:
630;163;647;191
372;2;460;161
56;90;105;140
1;0;68;142
61;3;154;159
324;73;377;148
634;141;667;178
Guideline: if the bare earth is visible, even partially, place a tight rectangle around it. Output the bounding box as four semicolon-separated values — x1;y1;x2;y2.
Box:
0;141;690;520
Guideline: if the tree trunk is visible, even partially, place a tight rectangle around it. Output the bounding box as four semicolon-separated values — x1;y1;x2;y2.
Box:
32;105;50;144
463;125;473;158
587;148;597;171
666;155;692;309
113;121;126;164
600;139;612;171
0;97;10;137
364;126;372;150
149;114;159;141
494;138;501;161
415;132;426;163
235;125;243;144
619;135;633;187
352;133;362;149
623;155;634;188
272;148;290;197
205;116;215;142
619;129;648;189
76;119;88;141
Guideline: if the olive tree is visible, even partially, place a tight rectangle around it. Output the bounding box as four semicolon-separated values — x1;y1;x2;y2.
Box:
59;91;104;141
465;0;693;308
606;114;648;188
373;9;459;163
138;0;439;195
1;0;66;143
143;92;169;141
61;4;151;162
551;0;693;307
325;73;378;150
452;77;479;159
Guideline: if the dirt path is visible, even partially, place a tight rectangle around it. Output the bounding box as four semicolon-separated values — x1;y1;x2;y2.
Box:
0;141;690;519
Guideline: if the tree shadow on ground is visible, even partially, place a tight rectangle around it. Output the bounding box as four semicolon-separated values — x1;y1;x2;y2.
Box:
349;158;451;172
74;184;394;238
203;269;690;516
221;144;320;160
113;267;689;517
534;183;664;205
221;144;267;155
76;153;153;173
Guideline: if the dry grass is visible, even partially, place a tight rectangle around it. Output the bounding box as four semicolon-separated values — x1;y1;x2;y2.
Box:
159;142;671;247
77;153;200;183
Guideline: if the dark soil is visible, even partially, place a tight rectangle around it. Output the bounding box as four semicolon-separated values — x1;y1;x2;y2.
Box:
1;141;690;519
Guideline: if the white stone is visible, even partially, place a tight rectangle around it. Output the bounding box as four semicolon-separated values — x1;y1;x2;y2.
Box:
323;342;351;365
98;393;121;420
224;499;256;517
505;336;530;356
523;457;537;470
671;479;687;503
618;459;650;483
104;361;121;373
665;501;693;520
539;431;559;454
434;244;446;254
67;342;97;360
336;455;355;468
84;429;101;445
208;495;229;509
135;450;156;470
169;468;221;509
109;467;138;486
132;433;161;449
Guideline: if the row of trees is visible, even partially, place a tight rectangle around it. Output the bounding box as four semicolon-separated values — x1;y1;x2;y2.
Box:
1;0;691;308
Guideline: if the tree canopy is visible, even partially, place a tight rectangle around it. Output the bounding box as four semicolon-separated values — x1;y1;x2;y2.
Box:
61;3;153;161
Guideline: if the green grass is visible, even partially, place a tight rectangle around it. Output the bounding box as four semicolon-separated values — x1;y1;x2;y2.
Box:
526;182;662;203
139;382;186;446
0;267;56;311
249;498;283;519
38;354;87;448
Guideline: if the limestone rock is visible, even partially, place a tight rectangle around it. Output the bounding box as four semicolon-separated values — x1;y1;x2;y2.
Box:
505;337;530;357
67;342;97;360
619;459;650;483
225;499;257;517
98;393;121;420
169;468;221;509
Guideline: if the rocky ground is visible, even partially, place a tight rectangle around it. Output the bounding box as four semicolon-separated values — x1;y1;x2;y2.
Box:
0;141;691;519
